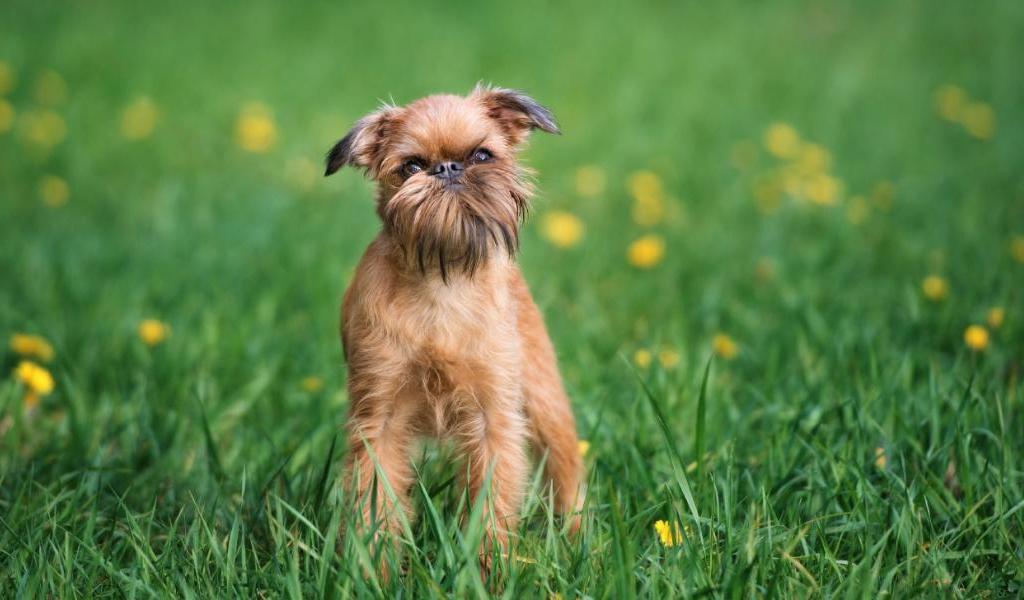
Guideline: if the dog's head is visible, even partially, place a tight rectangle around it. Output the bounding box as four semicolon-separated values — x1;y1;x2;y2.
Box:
324;85;559;280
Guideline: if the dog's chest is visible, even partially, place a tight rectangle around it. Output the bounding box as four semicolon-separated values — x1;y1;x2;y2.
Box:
397;277;511;360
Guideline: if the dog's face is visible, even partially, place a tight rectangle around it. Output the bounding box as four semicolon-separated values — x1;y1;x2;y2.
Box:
325;86;559;280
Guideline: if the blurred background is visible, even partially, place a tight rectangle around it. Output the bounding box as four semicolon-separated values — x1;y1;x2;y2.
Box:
1;0;1022;594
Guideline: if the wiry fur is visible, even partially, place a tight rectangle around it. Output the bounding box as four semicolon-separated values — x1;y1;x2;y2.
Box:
326;86;584;568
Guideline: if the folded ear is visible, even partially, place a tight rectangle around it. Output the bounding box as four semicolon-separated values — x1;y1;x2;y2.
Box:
473;85;560;145
324;107;398;176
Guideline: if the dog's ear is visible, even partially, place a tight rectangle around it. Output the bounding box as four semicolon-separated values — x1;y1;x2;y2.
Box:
324;107;399;176
474;85;560;145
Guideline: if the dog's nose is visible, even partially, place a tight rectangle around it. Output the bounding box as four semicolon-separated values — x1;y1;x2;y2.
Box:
429;161;464;180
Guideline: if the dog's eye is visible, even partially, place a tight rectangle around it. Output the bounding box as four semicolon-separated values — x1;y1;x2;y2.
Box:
471;148;493;163
402;159;425;177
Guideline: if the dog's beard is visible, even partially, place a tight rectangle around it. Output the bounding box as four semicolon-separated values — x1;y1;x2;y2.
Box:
382;164;530;282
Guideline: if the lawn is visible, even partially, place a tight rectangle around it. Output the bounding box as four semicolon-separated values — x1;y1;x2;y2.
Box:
1;0;1023;597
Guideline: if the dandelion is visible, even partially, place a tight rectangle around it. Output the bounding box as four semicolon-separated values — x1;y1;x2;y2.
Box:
628;171;665;226
120;97;159;140
874;447;887;469
654;519;685;547
235;102;277;153
933;85;966;122
755;257;776;282
921;275;949;301
633;348;652;369
803;173;841;206
285;157;319;192
575;165;606;198
779;166;804;198
712;334;739;360
846;196;869;224
627;234;665;269
658;348;680;369
33;69;67;106
39;175;69;207
18;109;66;150
577;440;590;457
1010;236;1024;263
871;181;894;211
753;176;782;214
541;211;584;248
301;376;324;393
986;307;1004;329
138;319;170;346
0;99;13;134
10;333;55;362
763;122;801;159
963;325;989;352
0;60;14;95
960;102;995;140
795;142;832;175
14;360;55;411
729;139;758;171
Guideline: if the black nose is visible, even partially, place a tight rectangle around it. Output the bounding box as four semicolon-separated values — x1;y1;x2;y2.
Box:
429;161;464;180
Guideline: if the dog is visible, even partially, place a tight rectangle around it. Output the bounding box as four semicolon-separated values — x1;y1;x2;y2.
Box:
325;85;585;562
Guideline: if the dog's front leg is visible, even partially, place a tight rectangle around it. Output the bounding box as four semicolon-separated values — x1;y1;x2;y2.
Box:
454;382;529;567
342;380;419;565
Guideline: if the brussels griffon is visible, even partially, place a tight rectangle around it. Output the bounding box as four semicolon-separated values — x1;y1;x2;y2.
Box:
325;85;585;556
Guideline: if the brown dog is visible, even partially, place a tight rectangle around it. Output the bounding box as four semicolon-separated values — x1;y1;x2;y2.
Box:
325;85;584;559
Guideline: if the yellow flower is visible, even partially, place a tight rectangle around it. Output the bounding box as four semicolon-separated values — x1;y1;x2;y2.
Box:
575;165;606;198
120;97;159;140
628;171;665;226
763;122;801;159
874;447;887;469
986;307;1005;329
39;175;69;207
138;319;170;346
1010;236;1024;263
712;334;739;360
921;275;949;301
301;376;324;393
846;196;869;224
633;348;652;369
803;173;842;206
577;440;590;457
627;234;665;269
285;157;319;192
33;69;67;106
960;102;995;140
235;102;277;153
658;349;680;369
0;60;14;95
755;257;776;282
18;109;66;149
753;176;782;214
963;325;989;352
654;519;685;547
729;140;758;171
933;84;967;122
14;360;55;396
795;142;832;175
541;211;584;248
0;99;13;134
9;333;55;362
779;165;804;198
871;181;894;211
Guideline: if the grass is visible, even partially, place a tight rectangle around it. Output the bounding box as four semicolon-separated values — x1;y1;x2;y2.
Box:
2;0;1023;596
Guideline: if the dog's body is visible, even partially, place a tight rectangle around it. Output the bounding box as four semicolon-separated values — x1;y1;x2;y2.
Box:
326;87;583;554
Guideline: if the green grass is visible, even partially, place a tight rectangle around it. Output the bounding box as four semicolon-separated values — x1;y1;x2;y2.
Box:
2;0;1023;596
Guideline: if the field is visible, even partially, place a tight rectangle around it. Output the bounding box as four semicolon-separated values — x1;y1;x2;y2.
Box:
2;0;1023;597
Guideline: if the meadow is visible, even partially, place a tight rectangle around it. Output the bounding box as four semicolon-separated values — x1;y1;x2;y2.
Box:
1;0;1023;597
